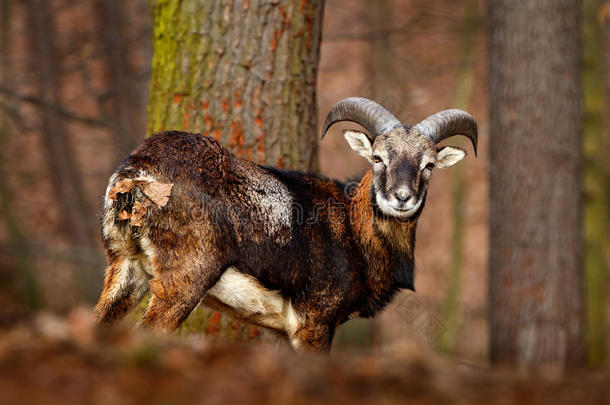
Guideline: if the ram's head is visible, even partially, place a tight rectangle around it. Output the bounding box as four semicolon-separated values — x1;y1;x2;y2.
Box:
321;97;478;218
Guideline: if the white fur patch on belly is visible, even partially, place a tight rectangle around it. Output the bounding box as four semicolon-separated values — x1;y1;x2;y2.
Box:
204;267;299;335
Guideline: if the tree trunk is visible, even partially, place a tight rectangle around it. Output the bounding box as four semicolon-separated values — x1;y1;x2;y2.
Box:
583;0;608;366
602;0;610;211
367;0;406;116
25;0;102;303
603;0;610;366
25;0;97;249
437;0;478;354
489;0;584;367
0;0;39;308
94;0;144;157
147;0;324;171
606;1;610;213
147;0;324;340
606;2;610;246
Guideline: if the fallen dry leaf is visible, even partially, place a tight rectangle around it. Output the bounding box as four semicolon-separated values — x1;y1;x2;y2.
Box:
107;178;135;201
130;201;148;226
140;181;173;207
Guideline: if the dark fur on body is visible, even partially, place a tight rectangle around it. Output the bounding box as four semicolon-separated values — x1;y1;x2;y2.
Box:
95;131;420;350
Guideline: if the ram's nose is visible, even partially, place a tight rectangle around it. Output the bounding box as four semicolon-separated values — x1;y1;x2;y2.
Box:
393;188;413;204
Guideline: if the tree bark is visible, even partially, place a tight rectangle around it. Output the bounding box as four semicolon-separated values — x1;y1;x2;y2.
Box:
147;0;324;171
583;0;608;366
489;0;585;366
147;0;324;339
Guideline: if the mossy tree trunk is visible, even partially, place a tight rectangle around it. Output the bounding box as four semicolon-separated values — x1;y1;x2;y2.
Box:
583;0;608;367
147;0;324;171
146;0;324;339
489;0;584;367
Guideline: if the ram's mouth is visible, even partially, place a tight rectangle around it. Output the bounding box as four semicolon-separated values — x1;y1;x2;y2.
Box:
375;192;424;219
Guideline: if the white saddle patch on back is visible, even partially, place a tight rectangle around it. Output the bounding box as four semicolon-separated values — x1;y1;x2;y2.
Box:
204;267;300;336
247;174;293;244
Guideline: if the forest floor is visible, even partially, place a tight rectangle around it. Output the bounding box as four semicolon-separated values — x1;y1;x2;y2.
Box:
0;309;607;405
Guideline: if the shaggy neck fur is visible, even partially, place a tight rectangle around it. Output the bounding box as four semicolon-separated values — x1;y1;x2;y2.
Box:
349;170;417;314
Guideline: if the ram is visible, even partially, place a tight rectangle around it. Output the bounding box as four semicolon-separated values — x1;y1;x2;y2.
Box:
94;97;477;351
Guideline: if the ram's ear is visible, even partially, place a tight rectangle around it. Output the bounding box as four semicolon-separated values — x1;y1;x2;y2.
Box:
344;130;373;163
436;146;466;168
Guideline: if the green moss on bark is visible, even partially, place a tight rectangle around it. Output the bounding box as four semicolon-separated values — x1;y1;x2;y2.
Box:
583;0;608;367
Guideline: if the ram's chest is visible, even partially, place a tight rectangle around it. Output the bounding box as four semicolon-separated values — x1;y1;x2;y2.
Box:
202;268;300;336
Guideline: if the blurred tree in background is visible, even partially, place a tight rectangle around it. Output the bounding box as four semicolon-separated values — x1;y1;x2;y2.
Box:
437;0;478;355
0;0;38;310
0;0;152;312
24;0;101;302
489;0;585;367
583;0;609;366
93;0;145;156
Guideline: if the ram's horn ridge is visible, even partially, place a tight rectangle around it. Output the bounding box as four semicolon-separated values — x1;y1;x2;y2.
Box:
320;97;403;141
413;109;478;156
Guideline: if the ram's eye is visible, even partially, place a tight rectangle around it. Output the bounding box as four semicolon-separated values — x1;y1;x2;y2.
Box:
424;163;435;170
373;155;383;164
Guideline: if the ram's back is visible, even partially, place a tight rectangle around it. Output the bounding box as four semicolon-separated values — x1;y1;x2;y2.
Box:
103;131;294;246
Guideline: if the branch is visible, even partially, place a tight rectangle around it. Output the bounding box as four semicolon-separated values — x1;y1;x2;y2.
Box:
0;86;116;130
0;240;105;267
324;26;414;42
0;99;33;132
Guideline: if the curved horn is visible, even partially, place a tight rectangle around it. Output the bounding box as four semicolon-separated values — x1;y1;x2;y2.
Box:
413;109;478;156
320;97;402;141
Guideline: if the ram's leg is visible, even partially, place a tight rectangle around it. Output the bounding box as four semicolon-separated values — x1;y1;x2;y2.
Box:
94;256;149;325
139;274;217;332
138;255;224;332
